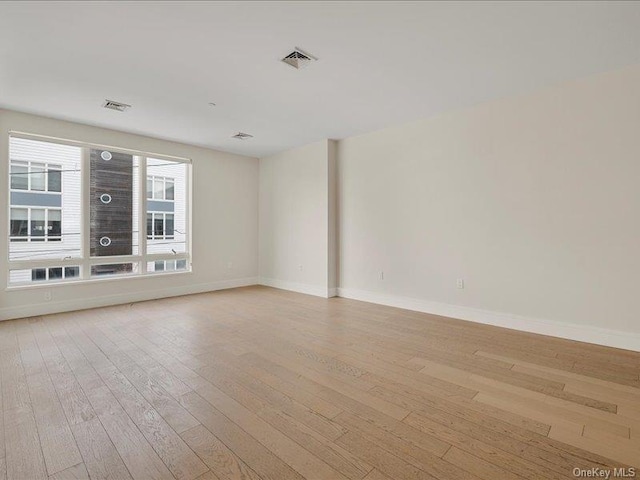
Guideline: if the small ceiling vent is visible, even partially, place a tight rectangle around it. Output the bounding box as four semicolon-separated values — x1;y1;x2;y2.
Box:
232;132;253;140
103;100;131;112
281;48;317;69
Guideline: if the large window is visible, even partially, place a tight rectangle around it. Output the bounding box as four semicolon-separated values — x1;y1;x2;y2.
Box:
7;135;191;286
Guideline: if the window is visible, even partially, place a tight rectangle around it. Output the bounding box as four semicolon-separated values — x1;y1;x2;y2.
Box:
147;212;174;240
30;266;80;282
10;161;62;192
147;259;188;273
147;175;174;200
10;207;62;242
7;135;191;286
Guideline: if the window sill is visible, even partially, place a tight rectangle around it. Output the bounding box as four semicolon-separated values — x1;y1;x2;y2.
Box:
5;269;193;292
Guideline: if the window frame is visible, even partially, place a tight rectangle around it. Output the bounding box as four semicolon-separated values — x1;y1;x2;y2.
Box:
10;160;63;193
147;175;175;201
146;211;175;241
9;206;62;242
6;132;192;289
30;265;80;282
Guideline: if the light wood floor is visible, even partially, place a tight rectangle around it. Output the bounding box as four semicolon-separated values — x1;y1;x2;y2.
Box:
0;286;638;480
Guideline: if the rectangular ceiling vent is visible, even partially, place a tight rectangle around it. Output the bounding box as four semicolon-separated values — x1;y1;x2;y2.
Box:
281;48;317;69
103;100;131;112
232;132;253;140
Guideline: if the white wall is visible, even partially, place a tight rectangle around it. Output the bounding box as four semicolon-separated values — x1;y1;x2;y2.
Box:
259;140;335;297
337;65;640;349
0;109;259;319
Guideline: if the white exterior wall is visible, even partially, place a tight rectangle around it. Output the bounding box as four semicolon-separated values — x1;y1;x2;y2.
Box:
9;137;82;284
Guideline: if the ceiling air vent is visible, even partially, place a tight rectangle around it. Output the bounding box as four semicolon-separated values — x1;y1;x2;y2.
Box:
232;132;253;140
281;48;317;69
103;99;131;112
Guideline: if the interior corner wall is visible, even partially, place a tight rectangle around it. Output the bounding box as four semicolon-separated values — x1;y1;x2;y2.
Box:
259;139;333;297
0;109;260;320
336;65;640;351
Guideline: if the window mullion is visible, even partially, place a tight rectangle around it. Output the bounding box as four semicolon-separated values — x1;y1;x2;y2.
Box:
81;146;91;280
140;156;148;274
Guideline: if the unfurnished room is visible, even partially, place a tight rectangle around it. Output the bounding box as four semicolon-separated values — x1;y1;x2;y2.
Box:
0;1;639;479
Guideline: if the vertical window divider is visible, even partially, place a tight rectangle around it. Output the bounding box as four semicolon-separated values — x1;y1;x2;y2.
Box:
139;156;148;275
186;162;192;268
81;146;91;280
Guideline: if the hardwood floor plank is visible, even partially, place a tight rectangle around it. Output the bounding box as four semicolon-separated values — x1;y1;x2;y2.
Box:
1;338;48;480
16;323;83;475
48;462;90;480
179;390;305;480
1;285;637;480
180;424;262;480
71;417;132;480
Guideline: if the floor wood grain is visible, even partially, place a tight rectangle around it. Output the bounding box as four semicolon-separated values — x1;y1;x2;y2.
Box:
1;286;638;479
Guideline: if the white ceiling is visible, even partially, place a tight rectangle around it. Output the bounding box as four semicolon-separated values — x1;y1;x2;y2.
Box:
1;1;640;158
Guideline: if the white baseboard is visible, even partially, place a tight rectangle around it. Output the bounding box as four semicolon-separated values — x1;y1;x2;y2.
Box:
0;276;260;321
259;277;331;298
337;287;640;352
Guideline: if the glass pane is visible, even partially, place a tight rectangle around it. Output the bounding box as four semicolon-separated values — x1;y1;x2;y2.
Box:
154;177;164;199
10;164;28;190
90;150;139;257
32;268;47;281
48;209;62;240
31;209;45;240
147;177;153;199
10;208;28;239
147;259;188;274
9;137;82;261
146;158;187;255
154;215;164;237
49;267;63;279
31;164;46;191
91;263;138;277
48;167;62;192
64;266;80;278
147;213;153;239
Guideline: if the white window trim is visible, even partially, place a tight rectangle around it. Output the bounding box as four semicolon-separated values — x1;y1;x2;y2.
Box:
7;132;192;289
9;206;63;242
146;211;175;240
10;160;63;193
147;175;175;201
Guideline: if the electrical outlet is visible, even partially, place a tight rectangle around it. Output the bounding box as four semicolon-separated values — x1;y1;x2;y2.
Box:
456;278;465;289
379;271;384;281
44;290;52;301
298;264;303;271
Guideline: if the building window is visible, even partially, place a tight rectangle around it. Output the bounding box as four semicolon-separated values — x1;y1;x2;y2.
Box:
31;266;80;282
147;212;174;240
10;207;62;242
10;161;62;192
147;259;188;273
7;135;191;286
147;175;174;200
